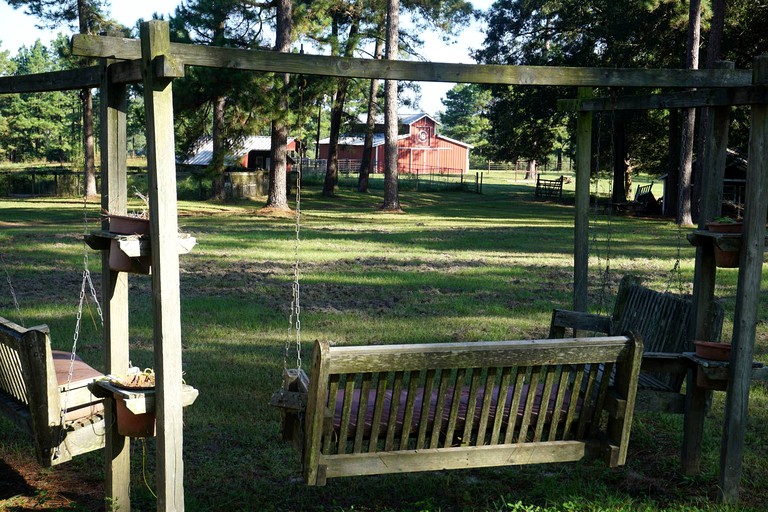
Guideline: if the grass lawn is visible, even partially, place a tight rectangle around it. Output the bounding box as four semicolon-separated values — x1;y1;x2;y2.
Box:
0;173;766;511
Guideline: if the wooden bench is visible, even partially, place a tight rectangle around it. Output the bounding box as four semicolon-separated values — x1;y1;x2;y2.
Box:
274;334;643;485
611;182;660;214
0;316;106;466
535;175;565;200
549;275;725;413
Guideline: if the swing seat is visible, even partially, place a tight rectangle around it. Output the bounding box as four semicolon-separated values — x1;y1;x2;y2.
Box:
549;275;725;413
273;334;643;485
0;316;106;467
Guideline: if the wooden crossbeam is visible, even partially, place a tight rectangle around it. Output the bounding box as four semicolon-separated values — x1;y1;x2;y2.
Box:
71;34;752;88
558;86;768;112
0;66;101;93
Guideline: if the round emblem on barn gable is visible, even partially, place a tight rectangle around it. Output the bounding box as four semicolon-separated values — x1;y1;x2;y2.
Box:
418;129;428;143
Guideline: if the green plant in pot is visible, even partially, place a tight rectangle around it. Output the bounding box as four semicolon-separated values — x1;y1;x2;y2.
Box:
706;216;743;233
705;216;743;267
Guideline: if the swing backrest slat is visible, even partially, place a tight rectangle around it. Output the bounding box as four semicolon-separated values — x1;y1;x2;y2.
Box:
301;335;643;485
0;316;106;467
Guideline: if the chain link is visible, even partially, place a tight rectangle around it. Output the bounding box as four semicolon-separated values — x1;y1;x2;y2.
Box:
285;82;305;374
1;253;24;326
54;196;105;460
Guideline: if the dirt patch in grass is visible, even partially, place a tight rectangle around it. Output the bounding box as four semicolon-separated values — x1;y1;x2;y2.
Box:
0;451;103;511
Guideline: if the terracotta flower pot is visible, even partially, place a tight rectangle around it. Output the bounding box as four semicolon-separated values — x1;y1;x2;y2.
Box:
108;239;151;274
694;341;732;361
713;247;740;268
706;220;743;233
108;214;150;236
696;367;727;391
115;394;156;437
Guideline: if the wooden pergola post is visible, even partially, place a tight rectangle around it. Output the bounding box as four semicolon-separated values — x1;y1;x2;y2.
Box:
684;62;734;476
99;59;131;511
574;87;593;312
140;21;187;510
719;55;768;504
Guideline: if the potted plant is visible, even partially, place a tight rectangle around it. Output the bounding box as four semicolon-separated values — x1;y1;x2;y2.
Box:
706;216;743;233
705;216;743;267
103;191;151;236
109;368;157;437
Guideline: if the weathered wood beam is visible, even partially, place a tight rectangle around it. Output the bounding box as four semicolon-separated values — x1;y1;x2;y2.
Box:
0;66;101;94
558;85;768;112
574;88;592;313
72;34;752;88
99;58;131;512
719;54;768;505
140;20;187;511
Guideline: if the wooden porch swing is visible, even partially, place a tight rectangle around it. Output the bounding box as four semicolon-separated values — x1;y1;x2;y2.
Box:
272;334;643;485
269;160;644;486
0;316;106;466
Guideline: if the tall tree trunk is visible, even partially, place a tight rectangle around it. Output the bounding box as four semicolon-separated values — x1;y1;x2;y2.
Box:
323;16;360;197
693;0;727;221
323;87;346;196
524;159;537;180
82;89;96;197
77;0;96;197
612;112;628;203
265;0;293;210
381;0;402;211
211;95;227;200
678;0;701;226
666;109;681;217
358;34;384;193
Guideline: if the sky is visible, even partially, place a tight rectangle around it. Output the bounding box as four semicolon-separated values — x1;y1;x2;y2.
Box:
0;0;492;116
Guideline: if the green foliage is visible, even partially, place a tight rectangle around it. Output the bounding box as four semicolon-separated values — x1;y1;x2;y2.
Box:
0;40;80;163
476;0;692;168
439;83;491;158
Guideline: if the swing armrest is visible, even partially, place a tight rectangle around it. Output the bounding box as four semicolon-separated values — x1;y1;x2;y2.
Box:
549;309;613;338
641;352;691;374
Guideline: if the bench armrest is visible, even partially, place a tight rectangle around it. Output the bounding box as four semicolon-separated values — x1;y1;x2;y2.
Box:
641;352;692;374
549;309;613;338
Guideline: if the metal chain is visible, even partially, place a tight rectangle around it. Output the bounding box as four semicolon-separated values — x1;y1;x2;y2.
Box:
285;79;305;373
590;113;604;314
54;196;105;460
1;253;24;326
598;107;616;312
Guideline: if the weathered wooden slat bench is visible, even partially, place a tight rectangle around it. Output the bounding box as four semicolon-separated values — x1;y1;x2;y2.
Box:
549;275;725;413
610;182;660;214
0;316;106;466
535;175;565;200
273;334;643;485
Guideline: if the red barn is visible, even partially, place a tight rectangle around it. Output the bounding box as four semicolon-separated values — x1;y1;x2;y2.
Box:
318;113;472;174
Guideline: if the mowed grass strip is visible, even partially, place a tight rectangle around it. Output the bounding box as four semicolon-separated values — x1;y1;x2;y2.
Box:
0;174;766;511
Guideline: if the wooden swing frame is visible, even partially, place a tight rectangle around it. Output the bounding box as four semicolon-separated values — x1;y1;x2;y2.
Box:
0;18;763;509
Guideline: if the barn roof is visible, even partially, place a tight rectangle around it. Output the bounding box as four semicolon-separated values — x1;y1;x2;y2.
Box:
181;135;295;166
318;134;396;146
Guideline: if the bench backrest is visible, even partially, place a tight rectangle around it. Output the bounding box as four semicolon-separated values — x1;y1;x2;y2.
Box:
0;316;105;466
0;317;62;461
614;276;723;390
303;335;643;484
535;175;565;199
